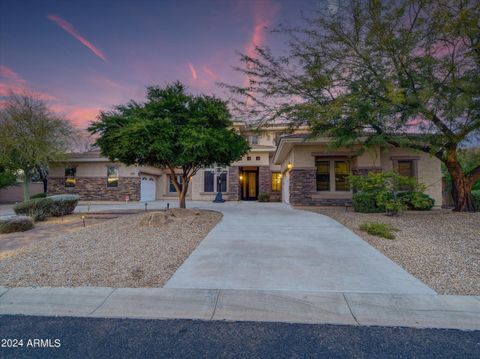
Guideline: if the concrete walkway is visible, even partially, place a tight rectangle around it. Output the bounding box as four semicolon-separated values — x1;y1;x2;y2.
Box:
1;286;479;330
164;202;433;294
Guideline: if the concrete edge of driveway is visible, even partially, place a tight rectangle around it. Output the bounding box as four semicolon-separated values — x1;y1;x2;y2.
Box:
0;286;479;330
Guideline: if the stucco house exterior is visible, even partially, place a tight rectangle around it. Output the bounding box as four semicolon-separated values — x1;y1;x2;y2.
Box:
47;121;443;206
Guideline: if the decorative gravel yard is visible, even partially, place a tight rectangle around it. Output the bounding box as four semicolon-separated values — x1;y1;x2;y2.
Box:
297;206;480;296
0;209;222;288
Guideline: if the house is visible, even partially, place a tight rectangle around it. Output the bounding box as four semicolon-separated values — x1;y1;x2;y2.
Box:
47;121;443;206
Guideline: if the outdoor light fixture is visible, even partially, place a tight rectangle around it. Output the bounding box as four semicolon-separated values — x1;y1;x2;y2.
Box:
287;162;293;170
239;174;244;181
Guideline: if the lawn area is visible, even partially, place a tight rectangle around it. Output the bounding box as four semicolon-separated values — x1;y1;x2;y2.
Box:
0;209;222;287
297;206;480;296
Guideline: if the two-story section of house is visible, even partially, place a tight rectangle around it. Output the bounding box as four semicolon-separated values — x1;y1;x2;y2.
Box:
47;121;443;206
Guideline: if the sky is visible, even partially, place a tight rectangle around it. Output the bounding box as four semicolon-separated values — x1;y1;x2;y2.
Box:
0;0;319;128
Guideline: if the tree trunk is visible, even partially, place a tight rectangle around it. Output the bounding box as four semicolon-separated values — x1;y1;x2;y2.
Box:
22;171;31;201
446;153;476;212
179;181;189;209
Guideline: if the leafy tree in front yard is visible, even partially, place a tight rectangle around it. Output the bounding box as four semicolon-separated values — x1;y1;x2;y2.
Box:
0;93;74;200
0;166;16;189
225;0;480;211
88;82;250;208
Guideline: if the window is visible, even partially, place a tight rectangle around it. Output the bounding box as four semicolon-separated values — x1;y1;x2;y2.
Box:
107;167;119;188
247;156;251;161
204;168;227;193
65;167;76;187
272;172;282;192
204;170;214;192
248;135;258;145
256;156;260;161
398;160;414;178
334;161;350;191
316;160;330;191
218;172;227;192
169;175;183;193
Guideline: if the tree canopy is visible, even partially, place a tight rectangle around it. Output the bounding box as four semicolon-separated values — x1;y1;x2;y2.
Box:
226;0;480;211
88;82;249;208
0;93;74;200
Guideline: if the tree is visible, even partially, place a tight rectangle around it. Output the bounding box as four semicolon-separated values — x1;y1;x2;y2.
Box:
0;93;74;200
226;0;480;211
88;82;250;208
0;167;16;190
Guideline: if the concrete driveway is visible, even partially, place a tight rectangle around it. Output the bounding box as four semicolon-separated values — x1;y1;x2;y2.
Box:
164;201;434;294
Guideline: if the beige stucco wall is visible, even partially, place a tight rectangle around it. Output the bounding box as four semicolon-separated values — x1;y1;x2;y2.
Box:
49;162;139;177
233;151;270;167
380;147;442;206
0;182;44;203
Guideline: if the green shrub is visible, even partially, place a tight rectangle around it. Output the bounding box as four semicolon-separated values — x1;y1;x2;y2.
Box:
472;190;480;212
30;192;47;199
359;222;396;239
398;191;435;210
13;198;53;221
48;194;80;216
352;192;384;213
258;192;270;202
0;215;34;233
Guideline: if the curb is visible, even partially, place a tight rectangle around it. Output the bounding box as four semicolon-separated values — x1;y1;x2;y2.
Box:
0;286;479;330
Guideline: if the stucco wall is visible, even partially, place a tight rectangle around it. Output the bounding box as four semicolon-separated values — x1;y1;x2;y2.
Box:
380;148;443;206
0;182;44;203
232;151;270;167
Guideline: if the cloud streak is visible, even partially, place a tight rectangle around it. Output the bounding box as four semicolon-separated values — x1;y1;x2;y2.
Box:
47;14;108;63
0;65;26;84
188;62;197;80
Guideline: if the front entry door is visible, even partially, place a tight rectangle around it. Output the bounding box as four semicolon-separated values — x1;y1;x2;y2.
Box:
241;170;258;200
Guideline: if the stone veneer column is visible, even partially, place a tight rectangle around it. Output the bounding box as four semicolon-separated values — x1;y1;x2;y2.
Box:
289;168;316;206
258;166;281;202
227;166;240;201
48;177;141;201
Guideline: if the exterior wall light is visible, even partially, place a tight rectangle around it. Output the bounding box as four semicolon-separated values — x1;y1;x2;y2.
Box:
287;162;293;170
239;174;244;181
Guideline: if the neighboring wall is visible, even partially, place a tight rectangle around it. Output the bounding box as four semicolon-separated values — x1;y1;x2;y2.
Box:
0;183;43;203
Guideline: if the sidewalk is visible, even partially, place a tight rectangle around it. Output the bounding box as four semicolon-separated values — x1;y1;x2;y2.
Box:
1;286;479;330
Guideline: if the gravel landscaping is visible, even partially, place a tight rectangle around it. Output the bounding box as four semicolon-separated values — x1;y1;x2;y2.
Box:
0;209;222;288
297;206;480;295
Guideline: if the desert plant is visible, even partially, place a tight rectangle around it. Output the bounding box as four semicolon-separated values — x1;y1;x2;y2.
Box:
0;215;34;233
359;222;396;240
13;198;53;221
48;194;80;216
472;190;480;212
352;192;384;213
257;192;270;202
397;192;435;211
30;192;47;199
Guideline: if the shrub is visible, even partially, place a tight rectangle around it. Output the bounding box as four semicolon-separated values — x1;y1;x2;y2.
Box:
13;198;53;221
359;222;396;239
0;215;34;234
398;191;435;210
472;190;480;212
48;194;80;216
352;192;384;213
258;192;270;202
30;192;47;199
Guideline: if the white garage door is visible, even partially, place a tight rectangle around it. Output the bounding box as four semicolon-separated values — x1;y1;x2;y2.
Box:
282;174;290;204
140;176;156;202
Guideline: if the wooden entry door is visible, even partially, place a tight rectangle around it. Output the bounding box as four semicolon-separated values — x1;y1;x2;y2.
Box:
241;170;258;200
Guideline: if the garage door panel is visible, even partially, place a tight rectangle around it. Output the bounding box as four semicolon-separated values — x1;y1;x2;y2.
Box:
141;176;156;202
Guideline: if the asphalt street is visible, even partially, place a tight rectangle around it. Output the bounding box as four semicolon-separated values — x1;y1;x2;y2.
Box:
0;315;479;358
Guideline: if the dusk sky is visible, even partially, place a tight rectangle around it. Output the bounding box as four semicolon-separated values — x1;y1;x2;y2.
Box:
0;0;318;128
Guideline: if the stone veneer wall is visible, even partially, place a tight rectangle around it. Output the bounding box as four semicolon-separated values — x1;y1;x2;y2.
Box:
227;166;240;200
289;168;351;206
258;166;281;202
48;177;141;201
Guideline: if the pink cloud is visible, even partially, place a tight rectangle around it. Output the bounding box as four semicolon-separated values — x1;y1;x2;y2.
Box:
47;14;108;63
0;83;56;100
188;62;198;80
203;66;218;80
0;65;26;84
51;104;101;128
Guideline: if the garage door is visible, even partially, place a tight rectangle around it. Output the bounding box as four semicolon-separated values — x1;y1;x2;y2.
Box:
140;176;156;202
282;174;289;204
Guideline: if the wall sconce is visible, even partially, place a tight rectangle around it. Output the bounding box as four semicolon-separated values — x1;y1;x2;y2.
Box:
287;162;293;170
239;174;244;181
